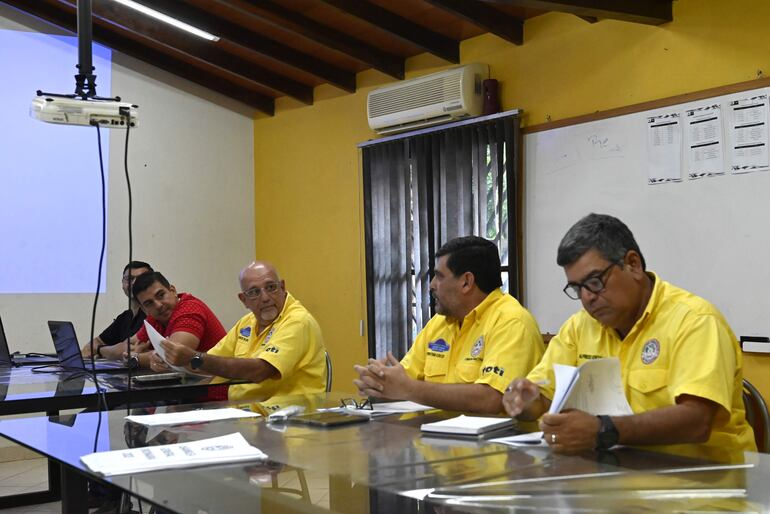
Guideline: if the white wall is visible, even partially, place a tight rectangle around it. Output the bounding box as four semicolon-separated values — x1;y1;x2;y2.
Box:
0;5;255;352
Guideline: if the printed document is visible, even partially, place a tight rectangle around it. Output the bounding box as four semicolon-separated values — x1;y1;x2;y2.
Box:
729;94;769;174
125;408;261;427
81;433;267;476
647;112;682;184
685;104;725;179
549;357;633;416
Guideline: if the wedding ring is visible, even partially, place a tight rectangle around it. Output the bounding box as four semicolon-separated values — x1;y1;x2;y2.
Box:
550;433;557;444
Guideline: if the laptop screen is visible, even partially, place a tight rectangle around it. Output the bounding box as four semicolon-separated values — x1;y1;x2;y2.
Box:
0;316;12;367
47;321;85;370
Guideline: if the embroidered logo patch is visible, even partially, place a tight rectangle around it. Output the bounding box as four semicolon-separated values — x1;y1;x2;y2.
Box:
239;326;252;337
428;339;450;352
641;339;660;364
471;336;484;358
265;328;275;343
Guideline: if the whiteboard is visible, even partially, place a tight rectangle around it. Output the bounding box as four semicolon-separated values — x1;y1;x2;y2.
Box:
523;87;770;338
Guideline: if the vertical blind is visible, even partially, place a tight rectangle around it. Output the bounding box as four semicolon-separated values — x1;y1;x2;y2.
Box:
363;113;521;359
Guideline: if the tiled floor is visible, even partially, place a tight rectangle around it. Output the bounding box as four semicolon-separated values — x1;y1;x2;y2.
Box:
0;458;60;513
0;457;331;512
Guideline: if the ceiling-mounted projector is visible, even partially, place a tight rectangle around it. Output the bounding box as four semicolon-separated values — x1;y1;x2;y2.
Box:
31;95;138;128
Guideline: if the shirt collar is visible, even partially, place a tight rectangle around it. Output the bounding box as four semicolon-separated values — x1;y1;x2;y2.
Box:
461;288;503;325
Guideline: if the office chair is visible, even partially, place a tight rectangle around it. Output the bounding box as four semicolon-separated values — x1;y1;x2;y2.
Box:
742;378;770;453
325;350;333;392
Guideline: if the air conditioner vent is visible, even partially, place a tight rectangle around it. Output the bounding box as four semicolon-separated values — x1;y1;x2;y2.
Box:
366;63;489;135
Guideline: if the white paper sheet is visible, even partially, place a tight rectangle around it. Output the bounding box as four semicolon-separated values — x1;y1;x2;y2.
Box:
489;431;547;447
125;408;261;427
143;320;201;375
647;112;682;184
549;358;633;416
685;104;725;179
81;433;267;476
729;94;770;174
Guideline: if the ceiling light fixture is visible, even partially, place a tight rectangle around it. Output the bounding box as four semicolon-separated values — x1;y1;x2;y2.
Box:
111;0;220;41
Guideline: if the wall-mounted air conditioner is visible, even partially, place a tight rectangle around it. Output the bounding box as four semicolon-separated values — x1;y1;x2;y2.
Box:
367;63;489;135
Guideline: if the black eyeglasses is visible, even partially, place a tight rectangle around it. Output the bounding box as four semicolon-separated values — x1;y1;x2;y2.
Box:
242;282;280;299
340;398;372;410
563;262;619;300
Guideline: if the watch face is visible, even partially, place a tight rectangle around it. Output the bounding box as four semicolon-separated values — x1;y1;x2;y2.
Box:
597;416;619;449
190;353;203;370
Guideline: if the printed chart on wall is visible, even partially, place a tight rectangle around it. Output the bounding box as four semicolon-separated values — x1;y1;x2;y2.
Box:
524;85;770;338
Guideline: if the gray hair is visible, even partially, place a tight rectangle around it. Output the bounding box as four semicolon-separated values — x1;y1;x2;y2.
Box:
556;213;646;269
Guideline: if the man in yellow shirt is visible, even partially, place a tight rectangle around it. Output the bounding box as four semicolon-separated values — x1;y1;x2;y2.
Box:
354;236;544;414
504;213;755;459
161;261;327;401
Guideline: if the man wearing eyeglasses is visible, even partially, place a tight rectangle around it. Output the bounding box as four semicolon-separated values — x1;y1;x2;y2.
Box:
81;260;153;359
354;236;545;414
159;261;327;401
503;213;755;459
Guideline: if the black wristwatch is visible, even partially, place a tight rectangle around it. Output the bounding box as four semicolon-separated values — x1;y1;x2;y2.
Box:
596;415;619;450
190;352;204;370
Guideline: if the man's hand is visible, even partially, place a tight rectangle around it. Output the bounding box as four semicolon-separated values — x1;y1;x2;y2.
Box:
540;409;600;454
502;378;542;417
161;338;196;366
353;352;413;400
149;351;171;373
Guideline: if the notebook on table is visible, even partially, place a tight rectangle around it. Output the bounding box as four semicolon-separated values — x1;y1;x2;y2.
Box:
47;320;130;373
0;315;58;367
420;415;515;438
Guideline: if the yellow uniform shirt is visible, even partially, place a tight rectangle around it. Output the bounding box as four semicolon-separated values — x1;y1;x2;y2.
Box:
208;293;327;402
528;272;756;459
401;289;544;394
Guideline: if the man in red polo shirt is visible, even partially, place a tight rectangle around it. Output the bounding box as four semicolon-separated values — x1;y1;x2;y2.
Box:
124;271;226;370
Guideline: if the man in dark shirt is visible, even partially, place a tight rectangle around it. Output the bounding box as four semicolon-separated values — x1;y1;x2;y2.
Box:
81;261;153;359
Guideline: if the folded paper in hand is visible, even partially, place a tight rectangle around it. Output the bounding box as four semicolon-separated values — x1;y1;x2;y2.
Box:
81;433;266;476
144;320;204;376
549;357;633;416
420;415;514;436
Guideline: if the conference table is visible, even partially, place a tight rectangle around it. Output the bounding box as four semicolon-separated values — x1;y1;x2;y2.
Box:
0;391;768;514
0;365;236;509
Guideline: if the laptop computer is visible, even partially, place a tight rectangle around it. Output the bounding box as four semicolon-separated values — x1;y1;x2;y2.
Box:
47;320;130;373
0;316;58;367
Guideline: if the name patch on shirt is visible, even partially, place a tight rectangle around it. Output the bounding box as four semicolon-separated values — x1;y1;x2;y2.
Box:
265;345;279;354
428;339;450;353
239;326;252;338
641;339;660;364
578;354;604;360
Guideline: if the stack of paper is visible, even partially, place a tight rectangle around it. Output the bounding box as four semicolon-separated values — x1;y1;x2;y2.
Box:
420;415;514;436
125;408;261;426
81;433;266;476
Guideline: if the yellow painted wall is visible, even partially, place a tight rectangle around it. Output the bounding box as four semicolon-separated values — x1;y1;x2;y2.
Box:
253;0;770;394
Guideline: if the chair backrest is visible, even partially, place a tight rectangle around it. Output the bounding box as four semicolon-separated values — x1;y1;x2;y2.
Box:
742;378;770;453
324;350;333;392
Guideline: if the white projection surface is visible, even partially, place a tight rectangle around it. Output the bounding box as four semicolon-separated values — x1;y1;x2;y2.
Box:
0;30;112;293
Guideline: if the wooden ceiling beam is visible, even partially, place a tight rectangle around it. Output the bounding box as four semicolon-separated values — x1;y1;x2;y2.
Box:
424;0;523;45
3;0;275;113
137;0;356;92
220;0;405;79
89;0;313;104
480;0;672;25
319;0;459;63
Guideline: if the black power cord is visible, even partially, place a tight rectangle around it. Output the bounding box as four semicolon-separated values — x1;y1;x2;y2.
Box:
122;108;135;414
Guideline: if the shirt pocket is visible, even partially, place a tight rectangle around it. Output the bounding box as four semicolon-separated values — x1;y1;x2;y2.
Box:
456;361;482;384
626;368;670;412
424;355;450;380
